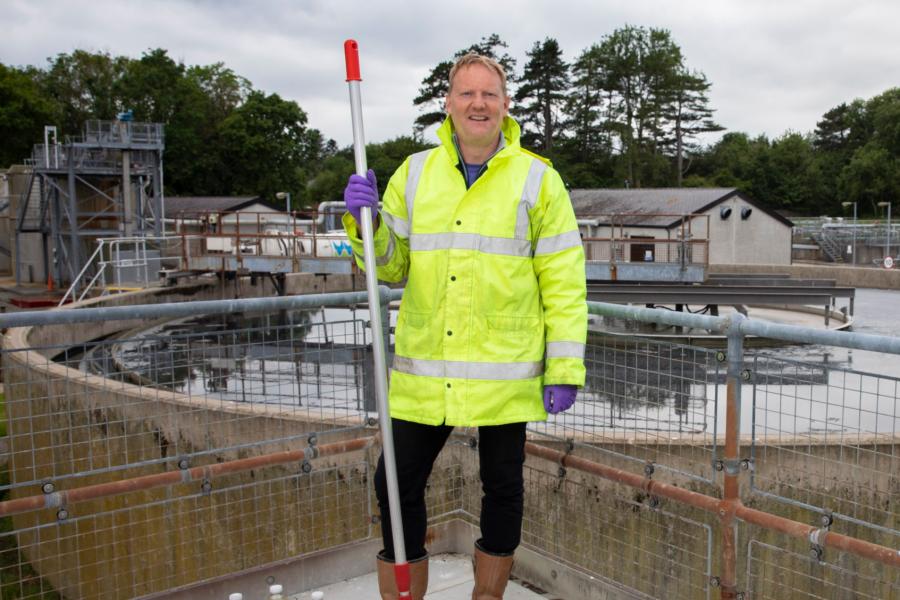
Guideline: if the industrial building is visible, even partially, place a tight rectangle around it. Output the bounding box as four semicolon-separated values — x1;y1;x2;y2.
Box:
571;188;794;266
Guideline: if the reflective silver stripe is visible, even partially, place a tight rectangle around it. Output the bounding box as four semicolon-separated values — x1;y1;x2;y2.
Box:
534;230;583;256
405;150;431;229
375;231;396;266
515;159;548;240
382;212;409;239
392;356;543;380
410;233;531;257
546;341;586;359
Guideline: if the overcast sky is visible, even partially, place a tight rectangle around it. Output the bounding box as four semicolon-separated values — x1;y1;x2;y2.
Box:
3;0;899;147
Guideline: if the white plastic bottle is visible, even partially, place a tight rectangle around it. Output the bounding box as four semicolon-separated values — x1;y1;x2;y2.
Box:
228;594;243;600
268;583;284;600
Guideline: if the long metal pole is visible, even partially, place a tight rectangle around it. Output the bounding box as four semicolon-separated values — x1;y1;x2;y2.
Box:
344;39;411;597
852;202;857;265
887;203;892;260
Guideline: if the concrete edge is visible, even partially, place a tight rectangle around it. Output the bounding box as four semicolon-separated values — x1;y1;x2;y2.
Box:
137;517;651;600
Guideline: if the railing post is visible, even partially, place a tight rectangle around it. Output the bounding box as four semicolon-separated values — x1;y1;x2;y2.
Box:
720;312;745;599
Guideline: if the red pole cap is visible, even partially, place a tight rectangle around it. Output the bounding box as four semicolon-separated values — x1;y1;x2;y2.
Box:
344;39;361;81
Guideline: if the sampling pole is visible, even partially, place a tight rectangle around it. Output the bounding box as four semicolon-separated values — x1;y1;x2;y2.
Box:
344;39;411;597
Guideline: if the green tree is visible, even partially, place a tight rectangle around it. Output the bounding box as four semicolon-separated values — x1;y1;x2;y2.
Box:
595;25;685;186
838;142;898;214
306;136;430;206
663;68;722;185
218;91;326;201
412;34;517;135
0;64;56;167
513;38;570;151
764;132;824;212
563;44;609;158
40;50;126;136
691;132;761;190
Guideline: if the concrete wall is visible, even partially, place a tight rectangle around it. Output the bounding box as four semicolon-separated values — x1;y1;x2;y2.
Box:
3;273;371;599
707;196;792;265
710;262;900;290
4;166;45;282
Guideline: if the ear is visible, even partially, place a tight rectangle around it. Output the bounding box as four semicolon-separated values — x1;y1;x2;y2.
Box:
502;94;510;115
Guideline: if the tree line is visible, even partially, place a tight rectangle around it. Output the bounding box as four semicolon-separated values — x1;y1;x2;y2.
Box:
1;29;898;217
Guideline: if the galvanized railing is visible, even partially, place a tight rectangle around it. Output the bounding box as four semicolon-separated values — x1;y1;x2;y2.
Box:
0;288;898;599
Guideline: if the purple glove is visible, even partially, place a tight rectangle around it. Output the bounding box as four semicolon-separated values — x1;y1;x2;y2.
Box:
344;169;379;223
544;384;577;414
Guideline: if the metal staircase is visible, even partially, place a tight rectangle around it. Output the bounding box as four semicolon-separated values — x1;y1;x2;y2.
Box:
812;230;844;262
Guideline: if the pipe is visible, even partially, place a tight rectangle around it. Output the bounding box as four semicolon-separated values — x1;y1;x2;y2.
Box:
524;441;900;571
0;287;405;329
0;436;373;519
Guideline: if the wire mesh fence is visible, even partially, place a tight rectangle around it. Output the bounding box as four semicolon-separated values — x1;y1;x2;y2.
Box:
0;290;898;599
0;307;381;599
747;540;900;600
750;353;900;545
518;458;713;600
3;312;375;494
0;462;371;600
531;335;721;487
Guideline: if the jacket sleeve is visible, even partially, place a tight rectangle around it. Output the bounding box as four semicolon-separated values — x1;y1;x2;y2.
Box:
531;168;587;386
341;159;412;283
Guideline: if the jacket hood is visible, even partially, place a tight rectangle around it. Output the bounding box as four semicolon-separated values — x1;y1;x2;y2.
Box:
436;115;522;162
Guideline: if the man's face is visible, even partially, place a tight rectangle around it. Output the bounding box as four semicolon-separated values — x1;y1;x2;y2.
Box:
445;64;510;151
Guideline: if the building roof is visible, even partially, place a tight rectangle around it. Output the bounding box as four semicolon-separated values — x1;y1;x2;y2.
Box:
569;188;794;228
164;196;271;216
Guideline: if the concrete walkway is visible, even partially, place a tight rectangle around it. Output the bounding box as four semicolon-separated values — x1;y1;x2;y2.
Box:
289;553;545;599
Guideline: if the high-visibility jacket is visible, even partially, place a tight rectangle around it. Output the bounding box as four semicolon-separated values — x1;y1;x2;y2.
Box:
343;116;586;427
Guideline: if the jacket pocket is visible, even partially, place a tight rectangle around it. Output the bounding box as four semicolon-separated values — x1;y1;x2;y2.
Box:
400;310;431;329
396;309;436;359
486;314;541;336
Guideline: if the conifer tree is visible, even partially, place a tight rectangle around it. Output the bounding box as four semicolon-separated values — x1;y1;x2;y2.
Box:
513;38;570;152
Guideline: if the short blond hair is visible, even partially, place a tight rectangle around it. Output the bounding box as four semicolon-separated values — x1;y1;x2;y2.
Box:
448;52;508;97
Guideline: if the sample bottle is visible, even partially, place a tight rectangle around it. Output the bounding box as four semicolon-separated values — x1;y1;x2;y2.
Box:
228;594;243;600
268;584;284;600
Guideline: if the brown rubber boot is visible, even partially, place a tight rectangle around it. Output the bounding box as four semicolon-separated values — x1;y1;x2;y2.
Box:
376;551;429;600
471;540;515;600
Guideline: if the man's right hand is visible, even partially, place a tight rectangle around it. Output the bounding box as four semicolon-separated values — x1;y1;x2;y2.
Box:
344;169;379;224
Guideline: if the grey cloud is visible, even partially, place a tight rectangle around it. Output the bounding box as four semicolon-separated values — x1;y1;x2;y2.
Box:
3;0;899;146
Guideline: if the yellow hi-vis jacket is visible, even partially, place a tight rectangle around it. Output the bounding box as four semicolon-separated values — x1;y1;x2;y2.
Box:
343;116;586;427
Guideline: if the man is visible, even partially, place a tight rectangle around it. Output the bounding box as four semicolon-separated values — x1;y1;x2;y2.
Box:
343;53;586;600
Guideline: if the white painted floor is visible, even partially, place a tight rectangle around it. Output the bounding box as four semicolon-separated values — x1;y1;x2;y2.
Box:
289;553;544;599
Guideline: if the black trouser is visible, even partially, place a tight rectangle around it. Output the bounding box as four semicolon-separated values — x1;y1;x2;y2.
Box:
374;418;527;561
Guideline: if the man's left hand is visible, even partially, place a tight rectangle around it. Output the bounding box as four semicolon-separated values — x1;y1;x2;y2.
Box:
543;384;577;414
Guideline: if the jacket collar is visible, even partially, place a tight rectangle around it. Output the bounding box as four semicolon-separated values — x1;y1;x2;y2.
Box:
437;115;521;165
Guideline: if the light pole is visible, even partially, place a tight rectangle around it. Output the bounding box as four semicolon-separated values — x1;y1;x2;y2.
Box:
275;191;291;215
877;201;892;261
841;201;857;265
